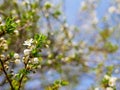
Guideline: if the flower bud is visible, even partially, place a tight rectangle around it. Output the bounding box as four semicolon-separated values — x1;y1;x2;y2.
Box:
104;75;110;80
14;53;20;59
33;57;39;63
24;49;31;56
0;54;5;60
15;59;21;64
3;44;8;50
14;30;19;36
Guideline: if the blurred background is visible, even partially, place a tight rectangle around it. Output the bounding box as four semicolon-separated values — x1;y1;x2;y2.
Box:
0;0;120;90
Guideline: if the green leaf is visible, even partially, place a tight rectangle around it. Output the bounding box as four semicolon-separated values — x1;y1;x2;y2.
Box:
53;10;61;18
34;34;47;48
100;29;111;40
9;51;14;58
44;2;52;9
5;17;17;34
54;80;61;85
104;42;118;53
61;80;69;86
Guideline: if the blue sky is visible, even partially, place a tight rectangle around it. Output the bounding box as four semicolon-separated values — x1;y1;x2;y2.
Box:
64;0;111;25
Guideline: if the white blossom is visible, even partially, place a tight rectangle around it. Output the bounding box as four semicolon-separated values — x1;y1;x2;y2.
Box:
94;87;99;90
0;37;4;40
15;20;20;23
24;49;31;56
109;77;117;87
23;38;33;46
14;30;19;36
14;53;20;59
104;75;110;80
0;54;5;60
106;87;113;90
108;6;116;14
15;59;21;64
3;44;8;50
33;57;39;63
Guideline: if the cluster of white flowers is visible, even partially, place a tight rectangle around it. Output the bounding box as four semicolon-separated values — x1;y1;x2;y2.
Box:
104;75;117;87
23;38;34;56
23;38;40;65
95;75;117;90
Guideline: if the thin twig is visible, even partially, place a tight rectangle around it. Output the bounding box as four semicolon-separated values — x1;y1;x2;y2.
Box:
0;59;14;90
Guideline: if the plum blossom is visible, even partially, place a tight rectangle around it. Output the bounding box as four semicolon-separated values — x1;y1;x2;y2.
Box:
15;59;21;64
109;77;117;87
14;53;20;59
33;57;39;63
23;38;33;47
104;75;110;80
24;49;31;56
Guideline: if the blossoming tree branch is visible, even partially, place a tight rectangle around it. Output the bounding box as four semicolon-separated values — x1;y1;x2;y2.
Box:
0;0;119;90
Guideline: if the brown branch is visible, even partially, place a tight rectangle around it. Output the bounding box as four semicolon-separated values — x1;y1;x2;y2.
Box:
0;59;14;90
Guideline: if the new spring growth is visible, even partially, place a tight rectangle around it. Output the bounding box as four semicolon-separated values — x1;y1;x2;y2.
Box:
44;1;53;10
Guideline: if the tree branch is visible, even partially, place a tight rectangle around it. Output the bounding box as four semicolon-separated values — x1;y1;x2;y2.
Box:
0;59;14;90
